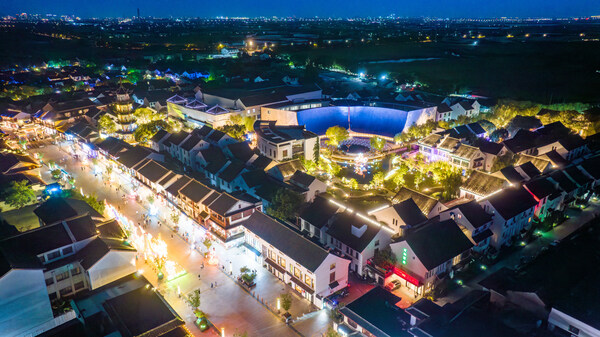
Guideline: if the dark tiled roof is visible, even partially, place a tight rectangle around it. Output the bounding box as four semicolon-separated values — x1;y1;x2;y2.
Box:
392;199;428;227
405;219;474;270
499;166;525;184
178;179;213;203
478;140;504;155
200;146;228;174
149;129;168;143
340;287;409;337
208;193;239;216
289;171;317;189
451;200;492;229
34;198;79;225
117;146;152;169
484;187;537;220
327;211;382;252
164;131;189;146
524;178;557;199
241;170;270;188
517;161;541;178
165;176;192;196
564;166;592;186
104;285;182;336
250;155;273;170
137;160;170;183
226;142;255;163
242;212;329;272
218;161;246;183
179;134;203;151
550;171;577;193
299;195;340;229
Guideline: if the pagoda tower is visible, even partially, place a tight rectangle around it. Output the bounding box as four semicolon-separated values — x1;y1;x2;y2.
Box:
113;85;137;139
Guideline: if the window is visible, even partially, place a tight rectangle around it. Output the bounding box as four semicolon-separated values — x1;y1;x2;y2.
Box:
47;250;61;261
330;263;336;270
45;277;54;286
71;267;81;276
59;286;72;297
330;271;336;283
305;275;313;287
55;271;70;282
73;281;85;291
62;246;73;255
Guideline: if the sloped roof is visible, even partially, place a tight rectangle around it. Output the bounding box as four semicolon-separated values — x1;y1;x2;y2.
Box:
405;219;473;270
299;195;340;229
136;160;171;183
327;211;382;253
448;200;492;229
208;193;240;216
453;144;481;160
419;134;442;147
393;187;441;216
392;199;428;227
484;187;537;220
218;161;246;183
117;146;152;169
478;140;504;155
178;179;213;203
462;171;506;197
242;212;330;272
226;142;255;163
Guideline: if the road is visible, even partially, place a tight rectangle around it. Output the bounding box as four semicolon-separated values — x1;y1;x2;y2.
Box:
34;142;312;337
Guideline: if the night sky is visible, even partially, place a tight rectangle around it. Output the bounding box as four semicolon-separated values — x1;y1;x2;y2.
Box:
0;0;598;19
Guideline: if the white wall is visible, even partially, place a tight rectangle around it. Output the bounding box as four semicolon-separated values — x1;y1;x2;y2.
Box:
87;250;136;290
0;269;54;337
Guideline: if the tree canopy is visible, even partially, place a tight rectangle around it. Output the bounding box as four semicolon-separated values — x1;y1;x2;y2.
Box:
98;114;117;134
5;180;35;209
325;126;349;147
266;188;304;220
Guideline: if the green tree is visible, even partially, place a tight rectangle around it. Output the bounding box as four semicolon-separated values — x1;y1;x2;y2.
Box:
280;293;292;313
98;114;117;134
134;107;160;125
188;289;201;309
267;188;304;220
313;141;320;164
370;136;386;152
51;169;62;180
5;180;35;209
229;114;243;126
325;126;349;147
243;116;255;133
134;120;168;143
440;171;463;200
372;171;385;187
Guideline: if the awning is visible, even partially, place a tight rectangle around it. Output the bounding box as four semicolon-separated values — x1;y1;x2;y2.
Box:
242;242;261;257
265;258;286;274
329;281;339;289
290;274;315;294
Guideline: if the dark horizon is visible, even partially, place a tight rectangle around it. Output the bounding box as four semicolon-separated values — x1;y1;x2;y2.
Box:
1;0;599;20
